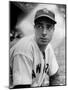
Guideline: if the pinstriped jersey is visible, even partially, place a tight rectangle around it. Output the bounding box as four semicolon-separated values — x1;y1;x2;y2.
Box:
10;35;59;88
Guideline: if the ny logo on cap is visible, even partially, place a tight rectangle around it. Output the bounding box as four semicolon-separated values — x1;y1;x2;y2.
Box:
43;8;49;13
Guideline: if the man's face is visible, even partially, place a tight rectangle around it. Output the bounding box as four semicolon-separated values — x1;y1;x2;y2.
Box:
34;20;55;46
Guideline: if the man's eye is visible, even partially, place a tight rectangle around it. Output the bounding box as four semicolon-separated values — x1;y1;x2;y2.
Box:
37;25;43;29
46;24;52;29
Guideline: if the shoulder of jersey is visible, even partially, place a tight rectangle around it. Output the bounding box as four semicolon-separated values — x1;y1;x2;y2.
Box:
10;35;34;56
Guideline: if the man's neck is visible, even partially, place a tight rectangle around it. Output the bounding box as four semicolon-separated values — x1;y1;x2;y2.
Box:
34;36;47;52
38;44;47;52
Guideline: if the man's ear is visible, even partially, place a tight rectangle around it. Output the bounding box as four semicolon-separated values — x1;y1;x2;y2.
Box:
34;24;36;29
53;26;55;30
53;26;55;31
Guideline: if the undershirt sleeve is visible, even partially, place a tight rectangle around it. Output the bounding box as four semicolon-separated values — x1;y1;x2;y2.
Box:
12;54;32;87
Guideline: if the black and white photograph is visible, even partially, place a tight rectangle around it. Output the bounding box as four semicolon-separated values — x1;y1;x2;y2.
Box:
9;1;66;89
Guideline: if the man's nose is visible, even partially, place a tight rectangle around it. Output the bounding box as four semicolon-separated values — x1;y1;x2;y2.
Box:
42;29;47;37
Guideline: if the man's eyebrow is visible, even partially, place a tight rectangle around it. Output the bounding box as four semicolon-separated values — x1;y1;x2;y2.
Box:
37;22;43;25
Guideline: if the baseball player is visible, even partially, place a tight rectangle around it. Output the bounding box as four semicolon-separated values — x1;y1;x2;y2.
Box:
9;8;61;88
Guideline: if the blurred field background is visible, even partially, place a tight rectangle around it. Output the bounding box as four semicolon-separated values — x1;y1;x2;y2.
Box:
10;2;66;85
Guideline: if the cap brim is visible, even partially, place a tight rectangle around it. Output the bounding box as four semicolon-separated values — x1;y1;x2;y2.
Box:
34;15;57;24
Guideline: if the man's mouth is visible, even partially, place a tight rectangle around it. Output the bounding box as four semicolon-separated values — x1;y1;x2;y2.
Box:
40;38;48;42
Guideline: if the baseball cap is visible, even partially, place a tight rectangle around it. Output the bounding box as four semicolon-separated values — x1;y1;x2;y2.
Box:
34;8;57;24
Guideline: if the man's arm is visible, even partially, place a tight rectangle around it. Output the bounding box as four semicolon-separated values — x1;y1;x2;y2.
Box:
10;54;32;88
48;45;63;86
49;69;62;86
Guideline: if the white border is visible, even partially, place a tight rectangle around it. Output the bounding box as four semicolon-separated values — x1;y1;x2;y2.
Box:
0;0;68;90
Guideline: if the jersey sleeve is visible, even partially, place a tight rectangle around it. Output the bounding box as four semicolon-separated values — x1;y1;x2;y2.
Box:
48;45;59;76
12;54;32;87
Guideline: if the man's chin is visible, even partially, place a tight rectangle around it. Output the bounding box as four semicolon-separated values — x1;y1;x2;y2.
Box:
39;41;48;46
